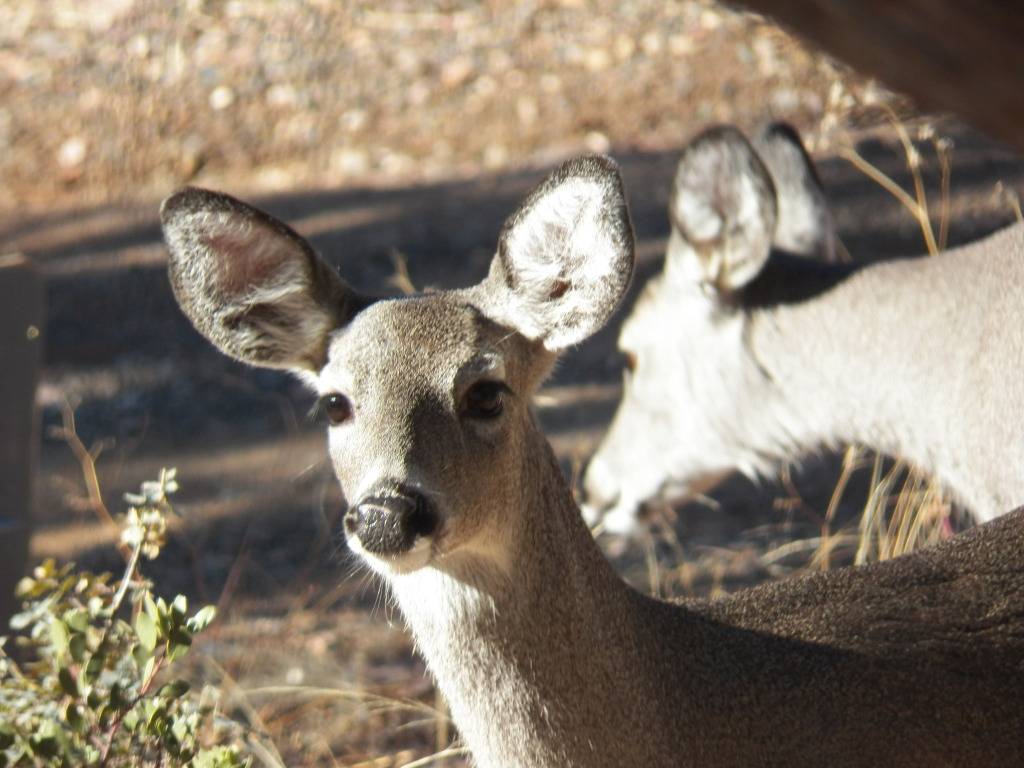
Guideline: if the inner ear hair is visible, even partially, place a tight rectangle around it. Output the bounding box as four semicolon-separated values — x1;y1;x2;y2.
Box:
161;186;361;373
488;155;635;350
669;126;777;292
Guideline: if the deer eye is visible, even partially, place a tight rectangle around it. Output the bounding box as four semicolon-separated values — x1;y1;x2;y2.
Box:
623;350;638;372
461;381;506;420
320;393;353;425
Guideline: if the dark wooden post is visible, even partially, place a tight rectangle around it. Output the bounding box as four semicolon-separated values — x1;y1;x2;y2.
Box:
0;254;44;628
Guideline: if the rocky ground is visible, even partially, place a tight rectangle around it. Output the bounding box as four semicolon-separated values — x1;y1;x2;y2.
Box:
3;1;1024;765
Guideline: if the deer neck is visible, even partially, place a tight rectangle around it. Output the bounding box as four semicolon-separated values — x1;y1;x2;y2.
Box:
387;428;658;768
743;258;940;461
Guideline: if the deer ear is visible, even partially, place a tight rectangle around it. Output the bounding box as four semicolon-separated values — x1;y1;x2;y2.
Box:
667;126;777;292
753;122;836;261
483;156;635;350
160;187;362;373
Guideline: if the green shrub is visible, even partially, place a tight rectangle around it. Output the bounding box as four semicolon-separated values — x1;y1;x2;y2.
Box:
0;469;252;767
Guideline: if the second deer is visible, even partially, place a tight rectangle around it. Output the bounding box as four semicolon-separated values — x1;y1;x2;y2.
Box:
583;125;1024;534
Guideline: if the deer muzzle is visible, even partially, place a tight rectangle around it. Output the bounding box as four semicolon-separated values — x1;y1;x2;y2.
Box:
345;486;439;556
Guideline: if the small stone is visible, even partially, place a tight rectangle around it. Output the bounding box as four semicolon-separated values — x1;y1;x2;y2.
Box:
540;74;562;93
341;109;368;133
641;32;663;56
57;137;87;169
474;75;498;98
583;131;610;154
266;83;298;108
669;34;695;57
209;85;235;110
614;34;636;61
517;96;539;127
332;147;369;176
701;8;723;30
483;144;508;169
583;48;611;72
408;81;431;106
441;56;473;88
128;34;150;59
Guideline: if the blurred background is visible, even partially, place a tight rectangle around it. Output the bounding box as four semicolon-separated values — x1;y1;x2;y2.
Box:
2;1;1023;765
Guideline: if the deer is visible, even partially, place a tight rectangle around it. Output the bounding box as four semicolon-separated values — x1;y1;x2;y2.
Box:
161;158;1024;768
582;124;1024;535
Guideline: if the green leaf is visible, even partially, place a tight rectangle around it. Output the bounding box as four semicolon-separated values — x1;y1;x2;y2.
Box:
167;640;191;662
58;666;79;697
64;609;89;633
64;702;86;732
122;709;139;732
8;608;34;632
159;679;190;699
171;595;188;622
135;609;157;652
144;593;159;623
109;680;128;711
49;618;69;658
83;652;104;685
133;640;151;672
0;724;14;750
28;734;59;759
186;605;217;634
13;576;35;599
168;626;193;648
69;633;87;663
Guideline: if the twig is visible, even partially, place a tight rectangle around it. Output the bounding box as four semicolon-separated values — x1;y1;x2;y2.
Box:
52;400;131;561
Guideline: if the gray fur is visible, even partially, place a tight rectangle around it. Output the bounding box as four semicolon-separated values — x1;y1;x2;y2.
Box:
162;156;1024;768
161;188;360;372
754;122;837;262
583;124;1024;533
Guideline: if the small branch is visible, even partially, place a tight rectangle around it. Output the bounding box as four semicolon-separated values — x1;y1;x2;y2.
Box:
53;400;131;561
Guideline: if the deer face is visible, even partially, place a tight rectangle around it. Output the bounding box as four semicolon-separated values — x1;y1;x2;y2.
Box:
161;156;634;577
315;296;549;574
582;125;836;535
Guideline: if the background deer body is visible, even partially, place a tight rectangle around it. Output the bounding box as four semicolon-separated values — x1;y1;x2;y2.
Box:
583;126;1024;534
162;159;1024;768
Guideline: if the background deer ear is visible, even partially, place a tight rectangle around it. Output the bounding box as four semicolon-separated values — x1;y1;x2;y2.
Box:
161;187;362;373
482;156;635;350
753;122;837;262
667;125;777;292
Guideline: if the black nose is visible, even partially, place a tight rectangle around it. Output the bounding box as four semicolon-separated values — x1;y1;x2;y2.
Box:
344;487;439;555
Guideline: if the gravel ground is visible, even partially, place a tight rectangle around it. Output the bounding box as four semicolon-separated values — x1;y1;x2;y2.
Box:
0;0;856;215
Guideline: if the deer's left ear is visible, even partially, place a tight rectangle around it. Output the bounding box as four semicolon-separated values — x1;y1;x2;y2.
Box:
161;187;363;373
481;156;635;350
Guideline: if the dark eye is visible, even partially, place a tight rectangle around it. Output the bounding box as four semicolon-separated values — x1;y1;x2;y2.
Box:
623;350;638;372
461;381;506;419
320;393;353;425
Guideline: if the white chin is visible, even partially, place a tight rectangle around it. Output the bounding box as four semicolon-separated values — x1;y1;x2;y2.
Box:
580;499;643;537
349;536;434;576
600;504;641;536
580;502;603;527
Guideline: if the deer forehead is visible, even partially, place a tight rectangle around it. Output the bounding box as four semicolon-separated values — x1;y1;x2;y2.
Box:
318;294;510;398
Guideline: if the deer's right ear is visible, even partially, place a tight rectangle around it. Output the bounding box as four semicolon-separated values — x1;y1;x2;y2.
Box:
753;122;836;261
667;126;777;292
161;187;361;373
481;156;635;350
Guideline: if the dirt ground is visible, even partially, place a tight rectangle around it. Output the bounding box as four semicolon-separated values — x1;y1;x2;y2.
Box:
3;1;1024;765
